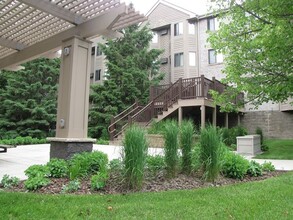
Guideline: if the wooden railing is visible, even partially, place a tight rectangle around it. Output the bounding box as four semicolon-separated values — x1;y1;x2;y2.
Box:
109;75;244;140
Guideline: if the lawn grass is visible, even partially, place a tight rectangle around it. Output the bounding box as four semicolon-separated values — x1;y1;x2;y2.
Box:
255;139;293;160
0;172;293;219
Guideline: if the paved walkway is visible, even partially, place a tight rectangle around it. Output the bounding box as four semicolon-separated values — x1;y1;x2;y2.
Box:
0;144;292;180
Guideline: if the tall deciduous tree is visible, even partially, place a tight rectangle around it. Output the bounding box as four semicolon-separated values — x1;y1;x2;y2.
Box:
208;0;293;111
0;58;60;139
89;25;163;138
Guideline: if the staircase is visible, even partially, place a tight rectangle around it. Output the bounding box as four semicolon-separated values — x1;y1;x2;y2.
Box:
108;75;244;143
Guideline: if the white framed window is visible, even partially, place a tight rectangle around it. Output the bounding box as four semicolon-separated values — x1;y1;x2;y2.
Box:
174;22;183;36
95;69;101;81
188;22;195;34
152;32;158;43
208;49;223;64
174;53;184;67
189;52;196;66
207;17;219;31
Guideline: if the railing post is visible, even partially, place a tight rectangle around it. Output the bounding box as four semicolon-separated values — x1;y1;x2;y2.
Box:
212;77;216;90
151;101;154;119
150;85;154;101
179;78;182;99
128;115;132;125
201;75;205;97
109;116;115;141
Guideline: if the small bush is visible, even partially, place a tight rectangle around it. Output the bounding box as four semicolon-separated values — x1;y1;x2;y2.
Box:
1;174;20;188
91;172;108;190
109;159;123;172
222;151;250;179
47;159;68;178
24;176;50;191
0;136;47;145
255;127;264;145
61;180;80;193
24;165;50;178
180;120;194;174
247;160;263;177
221;126;247;147
123;125;148;190
69;151;108;179
163;120;179;178
96;139;109;145
146;155;165;173
200;126;224;182
191;144;201;172
262;161;275;172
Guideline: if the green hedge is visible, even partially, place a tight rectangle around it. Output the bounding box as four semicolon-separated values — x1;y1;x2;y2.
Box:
0;136;47;145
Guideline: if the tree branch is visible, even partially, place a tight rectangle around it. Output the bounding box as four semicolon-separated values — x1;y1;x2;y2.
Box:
236;4;273;25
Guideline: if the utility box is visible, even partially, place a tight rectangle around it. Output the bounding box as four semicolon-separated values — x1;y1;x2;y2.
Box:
236;135;261;156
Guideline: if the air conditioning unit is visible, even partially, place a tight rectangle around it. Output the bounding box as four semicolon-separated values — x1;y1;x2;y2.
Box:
160;58;168;64
160;29;168;35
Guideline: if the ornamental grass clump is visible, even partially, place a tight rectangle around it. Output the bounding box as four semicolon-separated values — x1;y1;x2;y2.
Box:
200;125;224;182
163;120;179;178
180;120;194;174
123;125;148;190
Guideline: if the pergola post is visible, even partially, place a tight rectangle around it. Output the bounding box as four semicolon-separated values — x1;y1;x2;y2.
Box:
49;36;95;159
201;105;206;129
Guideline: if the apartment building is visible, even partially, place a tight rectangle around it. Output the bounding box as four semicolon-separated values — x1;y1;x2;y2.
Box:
92;0;293;138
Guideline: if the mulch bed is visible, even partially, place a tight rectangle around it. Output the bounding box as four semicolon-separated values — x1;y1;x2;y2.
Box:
1;170;286;195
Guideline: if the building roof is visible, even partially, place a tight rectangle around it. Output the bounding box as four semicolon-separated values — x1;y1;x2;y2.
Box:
0;0;146;70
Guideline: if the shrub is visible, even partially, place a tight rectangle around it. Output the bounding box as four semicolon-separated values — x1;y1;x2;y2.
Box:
123;125;148;190
69;151;108;179
146;155;165;173
1;174;20;188
96;139;109;145
262;161;275;172
255;127;269;152
222;151;250;179
163;120;179;178
61;180;80;193
180;120;194;174
200;125;224;182
24;164;50;178
24;176;50;191
191;144;201;172
147;120;167;134
109;159;123;172
0;136;47;145
47;159;68;178
247;160;263;177
221;126;247;147
91;172;109;190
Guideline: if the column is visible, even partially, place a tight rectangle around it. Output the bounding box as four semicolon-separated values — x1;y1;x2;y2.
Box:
237;114;241;126
212;107;217;127
225;113;229;128
48;36;95;159
201;105;206;129
178;107;183;125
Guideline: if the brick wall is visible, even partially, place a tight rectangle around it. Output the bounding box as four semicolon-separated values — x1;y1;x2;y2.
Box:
241;111;293;139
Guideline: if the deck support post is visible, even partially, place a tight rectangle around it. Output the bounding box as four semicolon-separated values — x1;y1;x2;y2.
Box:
225;113;229;128
213;106;217;127
201;105;206;129
178;107;183;125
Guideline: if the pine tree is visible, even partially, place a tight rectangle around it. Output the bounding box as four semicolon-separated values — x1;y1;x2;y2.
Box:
88;25;163;139
0;58;60;139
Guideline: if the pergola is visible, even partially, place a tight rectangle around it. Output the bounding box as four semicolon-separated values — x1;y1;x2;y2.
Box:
0;0;146;159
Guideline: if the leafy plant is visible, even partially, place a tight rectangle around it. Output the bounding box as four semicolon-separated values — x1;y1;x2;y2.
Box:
255;127;269;152
109;159;123;172
146;155;165;173
96;139;109;145
163;120;179;178
69;151;108;179
123;125;148;190
247;160;263;177
91;172;109;190
1;174;20;188
200;125;224;182
61;180;81;193
47;159;68;178
24;176;50;191
262;161;275;172
180;120;194;174
221;126;247;147
24;165;50;178
222;151;250;179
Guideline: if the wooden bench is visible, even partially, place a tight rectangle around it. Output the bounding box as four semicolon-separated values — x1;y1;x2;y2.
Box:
0;144;17;153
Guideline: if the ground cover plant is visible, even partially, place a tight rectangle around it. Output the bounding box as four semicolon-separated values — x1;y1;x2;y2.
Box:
0;172;292;219
0;136;47;145
255;139;293;160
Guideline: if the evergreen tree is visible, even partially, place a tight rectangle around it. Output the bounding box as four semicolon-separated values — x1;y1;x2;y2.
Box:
0;58;60;139
89;25;163;138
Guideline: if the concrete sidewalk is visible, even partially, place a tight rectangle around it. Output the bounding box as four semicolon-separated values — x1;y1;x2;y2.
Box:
0;144;292;180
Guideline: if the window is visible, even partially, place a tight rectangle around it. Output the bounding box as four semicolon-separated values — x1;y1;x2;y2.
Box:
152;32;158;43
174;53;184;67
96;46;102;56
160;29;168;35
208;49;223;64
207;17;219;31
189;52;196;66
188;22;195;34
95;69;101;81
174;22;183;36
91;47;95;55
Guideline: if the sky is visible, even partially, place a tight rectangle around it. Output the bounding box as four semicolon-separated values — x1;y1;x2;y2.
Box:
122;0;210;15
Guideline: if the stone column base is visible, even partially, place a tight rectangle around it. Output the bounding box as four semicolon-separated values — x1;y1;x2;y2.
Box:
47;138;96;160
